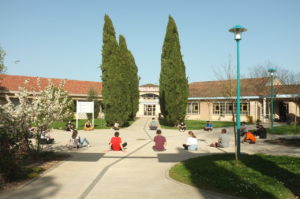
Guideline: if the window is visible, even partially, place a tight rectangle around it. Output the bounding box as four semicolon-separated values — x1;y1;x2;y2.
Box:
187;102;200;114
213;102;249;115
213;103;220;114
213;103;225;115
241;103;249;114
226;103;234;114
192;103;199;114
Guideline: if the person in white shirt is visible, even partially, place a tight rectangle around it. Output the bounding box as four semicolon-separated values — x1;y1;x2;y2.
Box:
183;131;198;151
149;117;158;130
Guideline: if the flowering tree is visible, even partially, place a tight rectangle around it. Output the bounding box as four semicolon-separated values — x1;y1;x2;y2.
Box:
0;79;73;154
0;79;73;180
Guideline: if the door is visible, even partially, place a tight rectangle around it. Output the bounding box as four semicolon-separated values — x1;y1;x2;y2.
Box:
144;104;156;116
279;101;288;122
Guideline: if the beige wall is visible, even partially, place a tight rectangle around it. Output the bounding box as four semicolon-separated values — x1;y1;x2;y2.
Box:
288;102;300;116
186;100;255;122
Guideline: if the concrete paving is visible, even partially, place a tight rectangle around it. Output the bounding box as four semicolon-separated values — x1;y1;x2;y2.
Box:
0;118;299;199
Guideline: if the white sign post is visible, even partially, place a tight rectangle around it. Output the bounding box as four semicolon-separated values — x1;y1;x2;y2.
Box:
76;101;94;129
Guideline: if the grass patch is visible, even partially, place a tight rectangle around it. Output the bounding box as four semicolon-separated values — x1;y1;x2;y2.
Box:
169;153;300;199
267;125;300;135
160;119;234;130
52;119;136;130
52;119;110;130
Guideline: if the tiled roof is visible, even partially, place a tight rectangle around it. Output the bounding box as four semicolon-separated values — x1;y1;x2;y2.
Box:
189;77;300;98
0;74;102;96
1;74;299;98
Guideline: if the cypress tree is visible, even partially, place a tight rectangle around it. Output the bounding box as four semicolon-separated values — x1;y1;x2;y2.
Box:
159;16;189;126
128;49;139;120
119;35;140;121
100;15;123;126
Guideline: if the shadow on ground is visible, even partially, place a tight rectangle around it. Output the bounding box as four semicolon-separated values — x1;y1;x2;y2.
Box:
0;176;60;199
63;152;105;162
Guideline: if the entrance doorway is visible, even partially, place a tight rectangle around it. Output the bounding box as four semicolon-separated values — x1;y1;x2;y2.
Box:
144;104;156;116
279;101;288;122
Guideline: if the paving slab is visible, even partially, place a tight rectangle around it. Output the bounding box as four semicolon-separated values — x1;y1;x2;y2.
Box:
0;118;298;199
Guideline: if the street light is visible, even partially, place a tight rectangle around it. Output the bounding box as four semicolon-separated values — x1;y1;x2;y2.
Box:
268;68;276;133
229;25;247;159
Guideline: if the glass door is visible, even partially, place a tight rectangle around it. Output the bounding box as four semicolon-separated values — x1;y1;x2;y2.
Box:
144;104;156;116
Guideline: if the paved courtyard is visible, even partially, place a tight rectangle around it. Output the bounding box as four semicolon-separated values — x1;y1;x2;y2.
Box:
0;118;299;199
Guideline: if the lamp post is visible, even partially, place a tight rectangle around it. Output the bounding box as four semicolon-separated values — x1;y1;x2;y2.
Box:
229;25;247;159
268;68;276;133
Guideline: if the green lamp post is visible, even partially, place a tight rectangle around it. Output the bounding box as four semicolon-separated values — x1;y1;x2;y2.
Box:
268;68;276;133
229;25;247;159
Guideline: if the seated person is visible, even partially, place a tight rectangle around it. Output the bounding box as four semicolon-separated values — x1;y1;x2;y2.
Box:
113;121;120;131
40;129;54;144
242;131;256;144
210;129;230;148
178;121;186;132
149;117;158;130
65;120;74;131
204;121;213;131
153;129;166;151
109;132;127;151
240;122;248;136
254;124;267;139
84;120;94;131
68;130;90;148
183;131;198;151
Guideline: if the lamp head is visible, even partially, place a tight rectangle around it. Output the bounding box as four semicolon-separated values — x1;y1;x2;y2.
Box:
268;68;276;76
229;25;247;40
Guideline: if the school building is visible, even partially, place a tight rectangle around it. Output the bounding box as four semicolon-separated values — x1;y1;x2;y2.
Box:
1;74;299;122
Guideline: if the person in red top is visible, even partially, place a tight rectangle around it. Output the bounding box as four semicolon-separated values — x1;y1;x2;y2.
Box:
242;131;256;144
109;132;127;151
153;129;166;151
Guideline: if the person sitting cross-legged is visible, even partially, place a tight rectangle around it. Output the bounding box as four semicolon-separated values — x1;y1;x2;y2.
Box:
254;124;267;139
153;129;166;151
84;120;94;131
183;131;198;151
65;120;74;131
149;117;158;130
240;121;248;136
40;129;54;144
178;121;186;132
109;132;127;151
204;121;213;131
210;128;230;148
113;121;120;131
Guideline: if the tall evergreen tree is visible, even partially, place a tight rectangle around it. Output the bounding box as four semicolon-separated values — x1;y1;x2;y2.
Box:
101;15;123;126
159;16;189;126
119;35;139;120
101;15;138;126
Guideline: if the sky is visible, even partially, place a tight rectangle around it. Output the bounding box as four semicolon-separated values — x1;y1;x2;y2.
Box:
0;0;299;85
